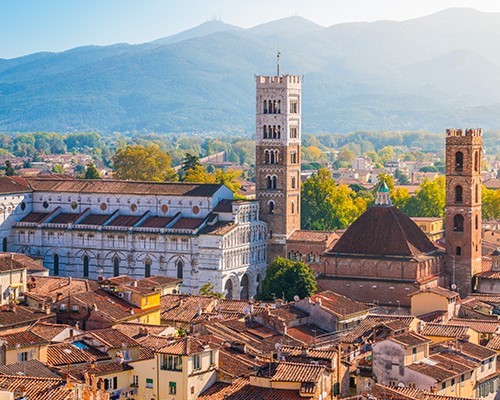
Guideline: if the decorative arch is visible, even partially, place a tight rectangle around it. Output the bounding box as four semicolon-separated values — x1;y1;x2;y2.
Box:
83;255;89;278
224;279;234;300
113;256;120;277
240;274;250;300
474;151;479;172
145;258;152;278
456;246;462;256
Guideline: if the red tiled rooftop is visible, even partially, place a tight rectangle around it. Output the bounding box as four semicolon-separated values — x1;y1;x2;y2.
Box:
77;213;112;226
140;216;173;228
50;212;82;224
108;214;142;227
21;212;50;223
171;218;204;230
288;230;338;242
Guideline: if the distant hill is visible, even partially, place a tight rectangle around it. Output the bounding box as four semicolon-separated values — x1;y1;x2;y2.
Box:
1;8;500;133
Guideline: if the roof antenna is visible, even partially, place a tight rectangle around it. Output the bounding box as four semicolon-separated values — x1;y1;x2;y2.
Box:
276;48;281;77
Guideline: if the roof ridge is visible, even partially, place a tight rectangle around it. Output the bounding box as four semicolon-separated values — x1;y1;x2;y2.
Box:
388;206;414;256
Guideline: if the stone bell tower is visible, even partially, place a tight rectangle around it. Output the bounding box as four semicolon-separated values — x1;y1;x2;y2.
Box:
255;69;302;263
444;128;482;298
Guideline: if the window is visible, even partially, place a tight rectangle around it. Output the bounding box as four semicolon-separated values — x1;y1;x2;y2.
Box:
113;256;120;277
132;375;139;387
169;382;177;395
456;246;462;256
442;382;446;390
474;151;479;172
269;201;275;214
161;354;183;371
454;214;464;232
291;175;296;189
475;184;479;203
193;354;201;371
17;352;28;362
59;304;67;312
71;305;79;313
263;125;268;139
266;176;277;189
291;202;295;214
455;185;463;203
455;151;463;172
209;350;214;365
412;347;417;362
289;126;298;138
83;255;89;278
290;100;298;113
2;237;6;252
145;259;151;278
53;254;59;276
176;260;183;280
290;152;298;164
146;378;153;389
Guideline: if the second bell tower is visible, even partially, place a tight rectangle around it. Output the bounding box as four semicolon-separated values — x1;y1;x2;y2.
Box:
255;72;302;262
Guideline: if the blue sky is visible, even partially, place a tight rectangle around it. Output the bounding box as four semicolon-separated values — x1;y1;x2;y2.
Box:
2;0;500;59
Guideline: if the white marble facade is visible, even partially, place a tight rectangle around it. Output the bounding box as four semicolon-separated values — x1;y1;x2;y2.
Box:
1;178;267;300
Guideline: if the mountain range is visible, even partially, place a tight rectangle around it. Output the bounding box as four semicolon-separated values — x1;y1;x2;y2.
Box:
1;8;500;134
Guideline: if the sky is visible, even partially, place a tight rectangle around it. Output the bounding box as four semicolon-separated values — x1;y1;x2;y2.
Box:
2;0;500;59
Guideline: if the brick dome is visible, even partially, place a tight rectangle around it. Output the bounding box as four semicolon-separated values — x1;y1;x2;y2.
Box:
330;205;438;257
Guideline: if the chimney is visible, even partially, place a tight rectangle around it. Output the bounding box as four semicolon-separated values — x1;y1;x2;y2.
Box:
68;276;72;285
129;308;135;315
56;292;63;301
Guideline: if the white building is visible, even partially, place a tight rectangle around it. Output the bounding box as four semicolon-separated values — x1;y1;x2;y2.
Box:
0;177;267;300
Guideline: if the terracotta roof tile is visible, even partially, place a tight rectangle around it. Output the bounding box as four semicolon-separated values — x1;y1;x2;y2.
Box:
0;176;32;194
47;342;111;366
411;286;460;299
198;377;304;400
199;221;235;235
157;337;212;355
269;362;325;383
29;322;73;342
0;360;60;378
0;331;49;348
288;230;339;242
171;217;204;230
67;361;133;379
26;178;224;197
286;325;327;346
25;276;97;303
136;334;173;350
112;322;171;339
0;305;55;330
449;318;500;334
21;212;51;223
139;216;173;228
407;362;456;381
160;294;215;324
364;383;479;400
280;345;337;360
50;212;83;224
212;199;235;213
330;205;438;257
270;305;308;321
421;323;471;339
80;328;140;348
107;214;142;227
76;213;112;226
390;332;430;347
0;375;71;400
218;347;262;378
311;290;372;317
486;335;500;350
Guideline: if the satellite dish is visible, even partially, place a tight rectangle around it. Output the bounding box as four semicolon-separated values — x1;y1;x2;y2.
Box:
275;343;282;351
451;284;457;290
397;382;405;388
242;306;250;316
293;295;300;302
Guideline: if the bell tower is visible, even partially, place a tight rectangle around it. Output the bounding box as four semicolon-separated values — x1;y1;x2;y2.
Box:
444;128;482;298
255;71;301;262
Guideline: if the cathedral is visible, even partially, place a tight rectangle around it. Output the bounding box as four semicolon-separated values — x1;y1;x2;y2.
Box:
0;67;497;304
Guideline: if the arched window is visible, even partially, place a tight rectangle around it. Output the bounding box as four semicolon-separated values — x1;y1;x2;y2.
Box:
455;152;463;172
2;237;6;252
240;274;249;300
83;255;89;278
271;176;277;189
53;254;59;276
456;247;462;256
474;151;479;172
145;259;151;278
475;214;478;230
267;176;272;189
113;256;120;277
270;151;275;164
273;100;277;114
291;201;295;214
263;125;268;139
277;125;281;139
269;201;275;214
277;100;281;114
176;260;184;280
455;185;463;203
272;125;277;139
224;279;233;300
454;214;464;232
263;100;268;114
291;175;296;189
475;184;479;203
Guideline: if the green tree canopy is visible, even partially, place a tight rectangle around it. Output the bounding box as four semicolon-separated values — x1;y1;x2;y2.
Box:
181;153;201;172
112;144;178;182
4;160;15;176
483;186;500;220
301;168;368;230
258;257;317;302
84;163;101;179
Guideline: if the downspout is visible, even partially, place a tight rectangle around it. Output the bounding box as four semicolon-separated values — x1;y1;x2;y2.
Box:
156;353;160;400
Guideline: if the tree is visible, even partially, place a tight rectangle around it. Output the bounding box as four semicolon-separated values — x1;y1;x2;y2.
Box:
181;153;201;172
214;168;242;194
412;176;445;217
375;172;395;190
84;163;101;179
258;257;317;302
183;165;215;184
394;168;409;185
482;187;500;220
198;282;223;299
52;164;65;174
4;160;15;176
112;144;178;182
301;168;368;230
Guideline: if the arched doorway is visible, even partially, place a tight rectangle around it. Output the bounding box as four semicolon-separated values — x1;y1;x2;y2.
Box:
240;274;250;300
2;237;6;252
224;279;234;300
